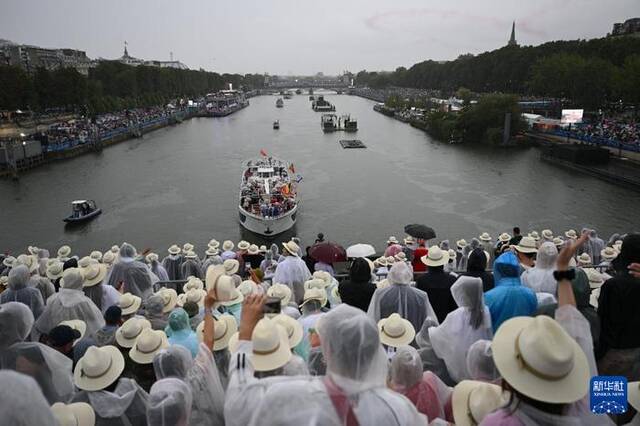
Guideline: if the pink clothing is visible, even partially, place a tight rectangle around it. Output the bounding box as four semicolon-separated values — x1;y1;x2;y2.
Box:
481;409;523;426
393;371;453;423
384;244;404;257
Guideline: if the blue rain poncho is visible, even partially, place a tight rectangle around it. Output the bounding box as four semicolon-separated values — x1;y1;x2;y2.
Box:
165;308;200;358
484;252;537;332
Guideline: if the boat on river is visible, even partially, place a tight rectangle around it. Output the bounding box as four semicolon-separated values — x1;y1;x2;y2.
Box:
321;114;338;132
312;95;335;112
238;157;299;236
273;120;280;130
342;115;358;132
276;98;284;108
63;200;101;223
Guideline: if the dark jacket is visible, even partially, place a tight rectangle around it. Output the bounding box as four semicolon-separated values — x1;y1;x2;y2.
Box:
415;267;458;323
461;248;495;292
338;258;377;312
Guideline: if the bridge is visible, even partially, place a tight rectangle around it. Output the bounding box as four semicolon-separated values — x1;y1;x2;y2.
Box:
267;80;349;89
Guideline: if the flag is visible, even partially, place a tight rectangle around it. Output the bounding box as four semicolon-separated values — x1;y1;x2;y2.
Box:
288;163;295;174
296;174;303;183
260;149;267;157
282;184;290;195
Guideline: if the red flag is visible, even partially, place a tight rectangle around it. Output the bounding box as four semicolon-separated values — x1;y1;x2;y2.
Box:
260;149;267;157
289;163;295;173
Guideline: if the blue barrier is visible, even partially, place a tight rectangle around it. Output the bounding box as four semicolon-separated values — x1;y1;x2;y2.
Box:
551;130;640;153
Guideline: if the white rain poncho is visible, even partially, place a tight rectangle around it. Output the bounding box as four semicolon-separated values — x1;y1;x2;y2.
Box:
147;378;193;426
0;265;45;320
214;349;231;389
239;304;425;426
429;276;493;383
0;342;74;403
367;262;438;333
153;344;226;426
104;244;153;298
34;268;105;338
521;242;558;295
0;301;34;349
466;339;500;382
144;295;168;330
201;256;223;276
162;254;183;281
579;229;605;266
414;317;454;385
0;371;58;426
72;378;149;426
181;260;203;280
31;274;56;302
389;346;453;423
272;255;312;304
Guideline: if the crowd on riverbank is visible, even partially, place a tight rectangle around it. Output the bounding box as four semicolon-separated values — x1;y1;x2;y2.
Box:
572;118;640;147
0;225;639;425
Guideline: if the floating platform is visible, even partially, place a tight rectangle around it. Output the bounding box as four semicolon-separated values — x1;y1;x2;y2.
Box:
340;139;366;149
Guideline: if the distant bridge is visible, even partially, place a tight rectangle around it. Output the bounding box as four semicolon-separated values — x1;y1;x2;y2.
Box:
267;80;349;89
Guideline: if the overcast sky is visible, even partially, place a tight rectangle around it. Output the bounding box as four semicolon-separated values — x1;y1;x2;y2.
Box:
2;0;637;75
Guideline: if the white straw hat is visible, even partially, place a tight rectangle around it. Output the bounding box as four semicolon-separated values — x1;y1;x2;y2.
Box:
304;278;328;291
584;268;605;289
208;239;220;249
16;254;38;273
376;279;390;289
74;345;125;391
110;245;119;254
385;256;396;265
237;240;251;251
479;233;492;242
115;317;151;348
249;318;292;372
403;236;415;245
513;236;538;254
90;251;103;262
259;245;268;253
2;255;15;268
182;243;194;253
421;246;449;267
576;253;592;266
456;239;468;249
58;245;72;259
196;314;238;351
129;328;169;364
215;275;244;306
46;261;64;280
600;247;618;261
267;283;292;307
184;251;198;260
395;252;407;262
78;257;107;287
498;233;511;243
205;265;226;292
282;241;300;257
118;293;142;316
377;313;415;347
528;231;540;241
452;380;509;426
375;257;388;267
552;237;564;248
541;229;554;240
168;244;181;255
205;247;219;256
155;288;178;313
51;402;95;426
183;277;204;293
222;240;235;251
312;270;333;286
223;259;240;275
178;289;207;307
59;319;87;345
247;244;260;255
300;287;327;308
145;253;159;263
272;313;304;348
564;229;578;239
448;249;457;261
492;315;590;404
0;276;8;287
102;251;116;265
237;280;257;297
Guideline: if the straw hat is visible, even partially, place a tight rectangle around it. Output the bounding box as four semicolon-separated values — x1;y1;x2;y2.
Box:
58;245;72;259
205;264;226;292
600;247;618;262
552;237;564;248
259;245;268;253
479;233;492;242
395;252;407;262
513;236;538;254
375;257;388;267
528;231;540;241
300;287;327;308
208;239;220;249
492;315;589;404
267;283;292;307
237;280;257;297
215;275;244;306
205;247;219;256
223;259;240;275
282;241;300;257
576;253;592;266
456;239;468;249
377;313;415;347
0;276;8;288
403;236;415;245
110;245;119;254
2;255;15;268
584;268;605;289
74;346;125;391
90;251;103;262
118;293;142;316
178;289;207;307
155;288;178;313
304;278;328;291
222;240;235;251
59;319;87;345
385;256;396;265
16;254;38;273
564;229;578;239
129;329;169;364
115;317;152;348
541;229;554;240
184;251;198;260
448;249;457;261
182;243;194;253
237;240;251;251
247;244;260;255
196;314;238;351
376;279;390;289
183;277;204;293
452;380;509;426
421;246;449;267
46;261;64;280
168;245;181;255
27;245;39;255
629;381;640;412
51;402;95;426
78;257;107;287
272;313;304;348
312;270;333;286
498;233;511;243
145;253;159;263
387;236;399;244
102;251;116;265
248;318;292;371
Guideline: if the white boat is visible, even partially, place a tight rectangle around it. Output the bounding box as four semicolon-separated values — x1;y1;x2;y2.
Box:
238;157;299;236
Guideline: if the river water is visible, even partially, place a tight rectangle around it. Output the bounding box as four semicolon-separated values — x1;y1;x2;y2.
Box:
2;92;639;255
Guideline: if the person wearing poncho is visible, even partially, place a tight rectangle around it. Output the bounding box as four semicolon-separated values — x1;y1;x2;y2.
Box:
104;243;153;299
165;308;199;358
0;264;45;320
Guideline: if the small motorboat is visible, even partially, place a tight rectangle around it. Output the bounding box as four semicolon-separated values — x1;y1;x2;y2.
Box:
64;200;102;223
276;98;284;108
273;120;280;130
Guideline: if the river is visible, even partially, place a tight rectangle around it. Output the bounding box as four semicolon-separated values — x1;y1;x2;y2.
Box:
1;92;638;255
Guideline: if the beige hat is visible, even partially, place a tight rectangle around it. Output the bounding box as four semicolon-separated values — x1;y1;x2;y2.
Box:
282;240;300;256
205;264;226;292
74;345;125;391
59;319;87;345
168;244;181;255
110;245;119;254
183;243;194;253
196;314;238;351
272;313;304;348
498;233;511;243
385;256;396;265
16;254;38;273
184;251;198;260
46;261;64;280
448;249;457;261
155;288;178;313
115;317;152;348
403;236;415;245
129;328;169;364
0;276;8;287
237;240;251;251
102;251;116;265
118;293;142;316
375;257;388;267
600;246;618;262
223;259;240;275
215;275;244;306
304;278;328;291
564;229;578;239
584;268;604;289
2;255;15;268
479;233;492;242
590;287;601;309
576;253;592;266
178;289;207;307
208;239;220;249
267;283;292;307
528;231;540;241
395;252;407;262
541;229;554;240
183;277;204;293
58;245;72;259
247;244;260;255
259;245;268;253
205;247;220;256
492;315;589;404
378;313;415;347
237;280;257;297
51;402;95;426
387;236;399;244
513;236;538;254
421;246;449;267
78;257;107;287
222;240;235;251
552;237;564;248
248;318;292;372
27;245;39;255
376;279;390;289
452;380;509;426
90;251;103;262
456;239;468;249
300;287;327;308
312;270;332;286
145;253;159;263
629;381;640;412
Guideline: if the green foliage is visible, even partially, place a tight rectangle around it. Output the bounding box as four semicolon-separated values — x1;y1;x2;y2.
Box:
457;94;524;144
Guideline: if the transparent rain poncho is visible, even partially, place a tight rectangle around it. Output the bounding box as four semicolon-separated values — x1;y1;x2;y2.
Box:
368;262;438;333
484;252;537;332
181;260;203;280
0;301;34;349
465;339;500;382
0;342;74;403
72;377;149;426
0;370;58;426
389;345;453;422
414;318;454;386
521;242;558;295
429;276;493;383
104;243;153;298
147;378;193;426
30;274;56;302
165;308;199;358
0;265;45;320
144;295;168;331
201;256;223;276
272;255;312;303
150;259;170;282
162;254;184;281
580;229;605;266
34;268;105;338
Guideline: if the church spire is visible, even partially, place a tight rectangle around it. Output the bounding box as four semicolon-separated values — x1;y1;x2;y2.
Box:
124;40;129;57
508;21;518;46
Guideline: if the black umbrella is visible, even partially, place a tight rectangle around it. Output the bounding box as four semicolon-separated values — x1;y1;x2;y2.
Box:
404;224;436;240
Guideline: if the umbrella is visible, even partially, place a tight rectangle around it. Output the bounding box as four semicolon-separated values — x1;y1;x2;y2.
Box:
309;242;347;264
346;243;376;258
404;224;436;241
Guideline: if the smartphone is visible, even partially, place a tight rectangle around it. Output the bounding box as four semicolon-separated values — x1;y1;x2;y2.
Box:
263;296;282;314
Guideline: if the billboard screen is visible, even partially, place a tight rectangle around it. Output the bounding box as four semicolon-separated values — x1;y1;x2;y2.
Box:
561;109;584;124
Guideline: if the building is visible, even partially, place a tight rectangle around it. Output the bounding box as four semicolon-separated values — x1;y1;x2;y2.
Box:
507;21;518;47
611;18;640;36
114;43;188;69
0;40;93;75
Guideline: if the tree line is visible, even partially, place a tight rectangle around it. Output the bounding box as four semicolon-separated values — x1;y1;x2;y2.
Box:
0;61;266;114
